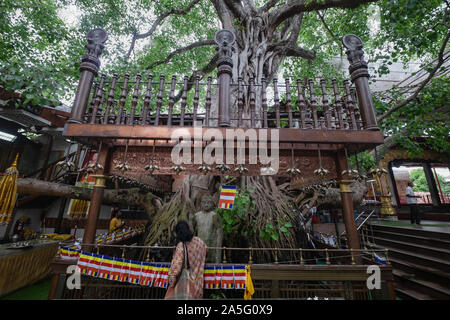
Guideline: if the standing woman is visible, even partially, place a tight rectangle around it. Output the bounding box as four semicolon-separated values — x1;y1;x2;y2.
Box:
165;221;207;299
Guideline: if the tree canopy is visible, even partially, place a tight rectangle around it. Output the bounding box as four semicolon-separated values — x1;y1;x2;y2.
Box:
410;168;450;193
0;0;448;154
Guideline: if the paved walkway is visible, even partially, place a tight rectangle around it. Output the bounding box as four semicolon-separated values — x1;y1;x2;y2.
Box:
370;219;450;234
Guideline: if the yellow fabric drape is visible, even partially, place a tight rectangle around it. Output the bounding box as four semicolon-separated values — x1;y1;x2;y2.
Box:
244;265;255;300
42;233;73;241
68;199;90;219
0;154;19;224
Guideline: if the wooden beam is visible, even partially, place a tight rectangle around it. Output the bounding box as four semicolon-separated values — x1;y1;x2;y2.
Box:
63;124;384;147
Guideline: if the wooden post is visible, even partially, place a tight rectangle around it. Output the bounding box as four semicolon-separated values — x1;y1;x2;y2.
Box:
335;149;361;260
54;198;68;234
39;135;54;180
215;30;235;127
81;147;109;252
342;34;378;131
68;29;107;124
386;280;396;300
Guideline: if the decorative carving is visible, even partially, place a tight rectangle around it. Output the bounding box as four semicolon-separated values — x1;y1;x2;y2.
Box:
342;34;363;51
342;34;367;79
85;28;108;59
214;29;235;59
110;147;338;188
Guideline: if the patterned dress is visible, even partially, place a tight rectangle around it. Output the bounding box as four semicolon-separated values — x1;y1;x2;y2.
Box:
167;236;207;299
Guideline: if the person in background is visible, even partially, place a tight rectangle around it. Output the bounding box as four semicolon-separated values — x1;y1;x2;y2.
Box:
406;181;421;224
109;207;125;233
166;221;207;299
323;210;331;223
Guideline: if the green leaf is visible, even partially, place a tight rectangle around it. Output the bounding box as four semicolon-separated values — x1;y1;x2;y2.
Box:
280;226;289;233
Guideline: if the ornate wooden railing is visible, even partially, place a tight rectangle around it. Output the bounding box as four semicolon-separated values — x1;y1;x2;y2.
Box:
78;74;367;131
65;29;381;146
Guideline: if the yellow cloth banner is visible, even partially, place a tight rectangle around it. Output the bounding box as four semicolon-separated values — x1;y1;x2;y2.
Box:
42;233;73;241
244;265;255;300
0;154;19;224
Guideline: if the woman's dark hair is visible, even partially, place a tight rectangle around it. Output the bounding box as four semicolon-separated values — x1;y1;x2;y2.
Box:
175;221;194;243
111;207;120;218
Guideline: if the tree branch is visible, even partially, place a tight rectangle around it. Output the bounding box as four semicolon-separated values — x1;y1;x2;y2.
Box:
223;0;248;22
146;39;215;70
242;0;258;15
268;41;316;60
126;0;201;61
287;13;304;45
210;0;234;28
269;0;378;31
259;0;280;12
316;10;343;55
377;30;450;122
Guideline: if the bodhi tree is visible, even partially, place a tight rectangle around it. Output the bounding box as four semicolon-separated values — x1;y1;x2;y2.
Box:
1;0;449;256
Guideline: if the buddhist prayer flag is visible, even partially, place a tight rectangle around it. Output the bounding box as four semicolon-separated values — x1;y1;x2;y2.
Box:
204;266;216;289
70;246;249;290
218;185;237;209
233;265;246;289
221;266;234;289
215;266;223;289
59;246;80;260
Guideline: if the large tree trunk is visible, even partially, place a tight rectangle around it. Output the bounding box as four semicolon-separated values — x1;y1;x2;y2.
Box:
17;178;161;219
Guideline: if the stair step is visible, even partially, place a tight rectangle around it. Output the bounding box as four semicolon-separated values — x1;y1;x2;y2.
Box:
371;236;450;260
389;257;450;286
369;243;450;272
393;269;450;299
371;229;450;250
394;287;434;300
369;223;450;241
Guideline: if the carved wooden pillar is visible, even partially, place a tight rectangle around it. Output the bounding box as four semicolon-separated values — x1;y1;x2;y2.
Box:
335;149;361;255
342;34;378;131
81;146;109;252
215;29;235;127
68;29;108;124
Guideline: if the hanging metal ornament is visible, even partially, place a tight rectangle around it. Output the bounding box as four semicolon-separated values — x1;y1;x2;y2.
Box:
198;163;212;173
341;147;358;179
287;144;301;176
197;142;212;173
110;174;118;183
314;148;329;177
215;163;230;174
234;164;248;175
170;164;186;175
144;141;159;175
115;139;132;173
56;139;76;171
86;140;105;172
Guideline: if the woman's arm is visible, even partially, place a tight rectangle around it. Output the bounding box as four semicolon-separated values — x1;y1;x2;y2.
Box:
168;242;184;287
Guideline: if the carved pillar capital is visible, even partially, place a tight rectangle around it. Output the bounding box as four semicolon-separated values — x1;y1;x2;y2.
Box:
342;34;378;131
214;29;235;127
68;29;108;125
80;28;108;76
